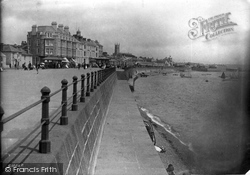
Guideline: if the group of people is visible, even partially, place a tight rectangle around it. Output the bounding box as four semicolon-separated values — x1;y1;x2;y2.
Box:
77;63;90;69
22;62;39;73
22;62;33;70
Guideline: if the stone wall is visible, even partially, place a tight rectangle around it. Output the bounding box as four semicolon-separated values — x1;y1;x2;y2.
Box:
57;72;117;174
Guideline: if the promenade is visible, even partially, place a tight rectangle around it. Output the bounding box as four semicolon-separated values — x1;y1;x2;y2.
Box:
1;67;99;150
94;80;167;175
1;68;188;175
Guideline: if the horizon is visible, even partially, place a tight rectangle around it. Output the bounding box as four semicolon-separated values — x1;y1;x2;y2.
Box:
2;0;250;64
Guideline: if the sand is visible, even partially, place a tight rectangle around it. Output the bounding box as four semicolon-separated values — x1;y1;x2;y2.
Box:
131;68;250;174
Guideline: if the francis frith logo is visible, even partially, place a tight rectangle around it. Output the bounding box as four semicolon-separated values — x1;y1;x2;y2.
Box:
188;12;237;40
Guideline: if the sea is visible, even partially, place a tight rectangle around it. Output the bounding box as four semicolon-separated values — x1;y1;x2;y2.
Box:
131;67;250;174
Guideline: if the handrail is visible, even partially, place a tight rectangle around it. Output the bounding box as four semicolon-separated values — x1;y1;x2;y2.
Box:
2;98;45;124
0;67;116;159
49;88;63;98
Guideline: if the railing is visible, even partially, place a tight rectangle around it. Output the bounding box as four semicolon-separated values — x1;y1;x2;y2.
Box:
0;67;116;156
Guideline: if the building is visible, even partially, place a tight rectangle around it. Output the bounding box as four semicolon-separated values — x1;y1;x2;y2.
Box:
14;45;33;68
95;40;103;57
0;52;7;69
112;44;137;67
0;43;32;69
27;22;82;65
73;30;102;66
114;43;120;56
0;44;20;68
20;41;29;53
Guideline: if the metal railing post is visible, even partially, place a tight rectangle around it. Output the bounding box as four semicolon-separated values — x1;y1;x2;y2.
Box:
61;79;68;125
0;106;4;171
86;73;90;96
103;69;107;81
94;71;97;89
100;69;103;83
90;72;94;92
107;69;109;80
97;70;100;86
80;74;85;102
107;68;109;77
72;76;78;111
39;86;51;153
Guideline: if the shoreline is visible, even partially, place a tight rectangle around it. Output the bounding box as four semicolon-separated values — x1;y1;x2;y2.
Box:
128;67;250;174
137;105;198;174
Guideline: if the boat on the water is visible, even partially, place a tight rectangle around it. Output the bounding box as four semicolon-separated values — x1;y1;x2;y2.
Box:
208;64;217;69
191;64;208;72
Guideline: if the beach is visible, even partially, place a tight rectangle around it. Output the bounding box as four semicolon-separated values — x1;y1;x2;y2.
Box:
131;68;249;174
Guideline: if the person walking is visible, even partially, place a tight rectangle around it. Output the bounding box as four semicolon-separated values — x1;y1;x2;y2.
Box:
36;63;39;74
28;61;32;70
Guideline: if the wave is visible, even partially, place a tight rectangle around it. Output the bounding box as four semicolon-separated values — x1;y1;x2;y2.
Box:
138;106;195;153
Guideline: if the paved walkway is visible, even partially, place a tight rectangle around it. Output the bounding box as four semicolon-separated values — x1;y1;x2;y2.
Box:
1;68;99;150
94;80;166;175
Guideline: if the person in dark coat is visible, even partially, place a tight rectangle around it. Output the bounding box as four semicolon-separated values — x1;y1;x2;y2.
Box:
28;62;32;70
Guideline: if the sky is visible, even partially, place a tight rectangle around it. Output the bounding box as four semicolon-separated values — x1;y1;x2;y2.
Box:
1;0;250;64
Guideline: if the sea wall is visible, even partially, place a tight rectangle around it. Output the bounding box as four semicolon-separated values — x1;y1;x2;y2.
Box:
137;107;196;170
2;71;117;175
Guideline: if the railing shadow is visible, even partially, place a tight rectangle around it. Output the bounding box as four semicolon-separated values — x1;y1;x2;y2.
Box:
0;67;116;172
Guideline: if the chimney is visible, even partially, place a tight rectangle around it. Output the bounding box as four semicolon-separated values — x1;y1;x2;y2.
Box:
76;30;81;36
64;26;69;33
58;24;64;31
87;39;91;42
51;21;57;30
32;25;37;35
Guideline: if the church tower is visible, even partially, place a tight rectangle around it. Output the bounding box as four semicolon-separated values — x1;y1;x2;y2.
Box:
114;43;120;56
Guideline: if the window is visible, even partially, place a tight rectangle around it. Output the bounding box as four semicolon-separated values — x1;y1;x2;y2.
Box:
84;51;86;56
45;48;53;55
45;40;53;46
47;32;52;38
45;48;49;55
49;49;53;55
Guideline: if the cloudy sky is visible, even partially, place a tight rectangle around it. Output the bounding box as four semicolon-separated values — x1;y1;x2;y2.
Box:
1;0;250;64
